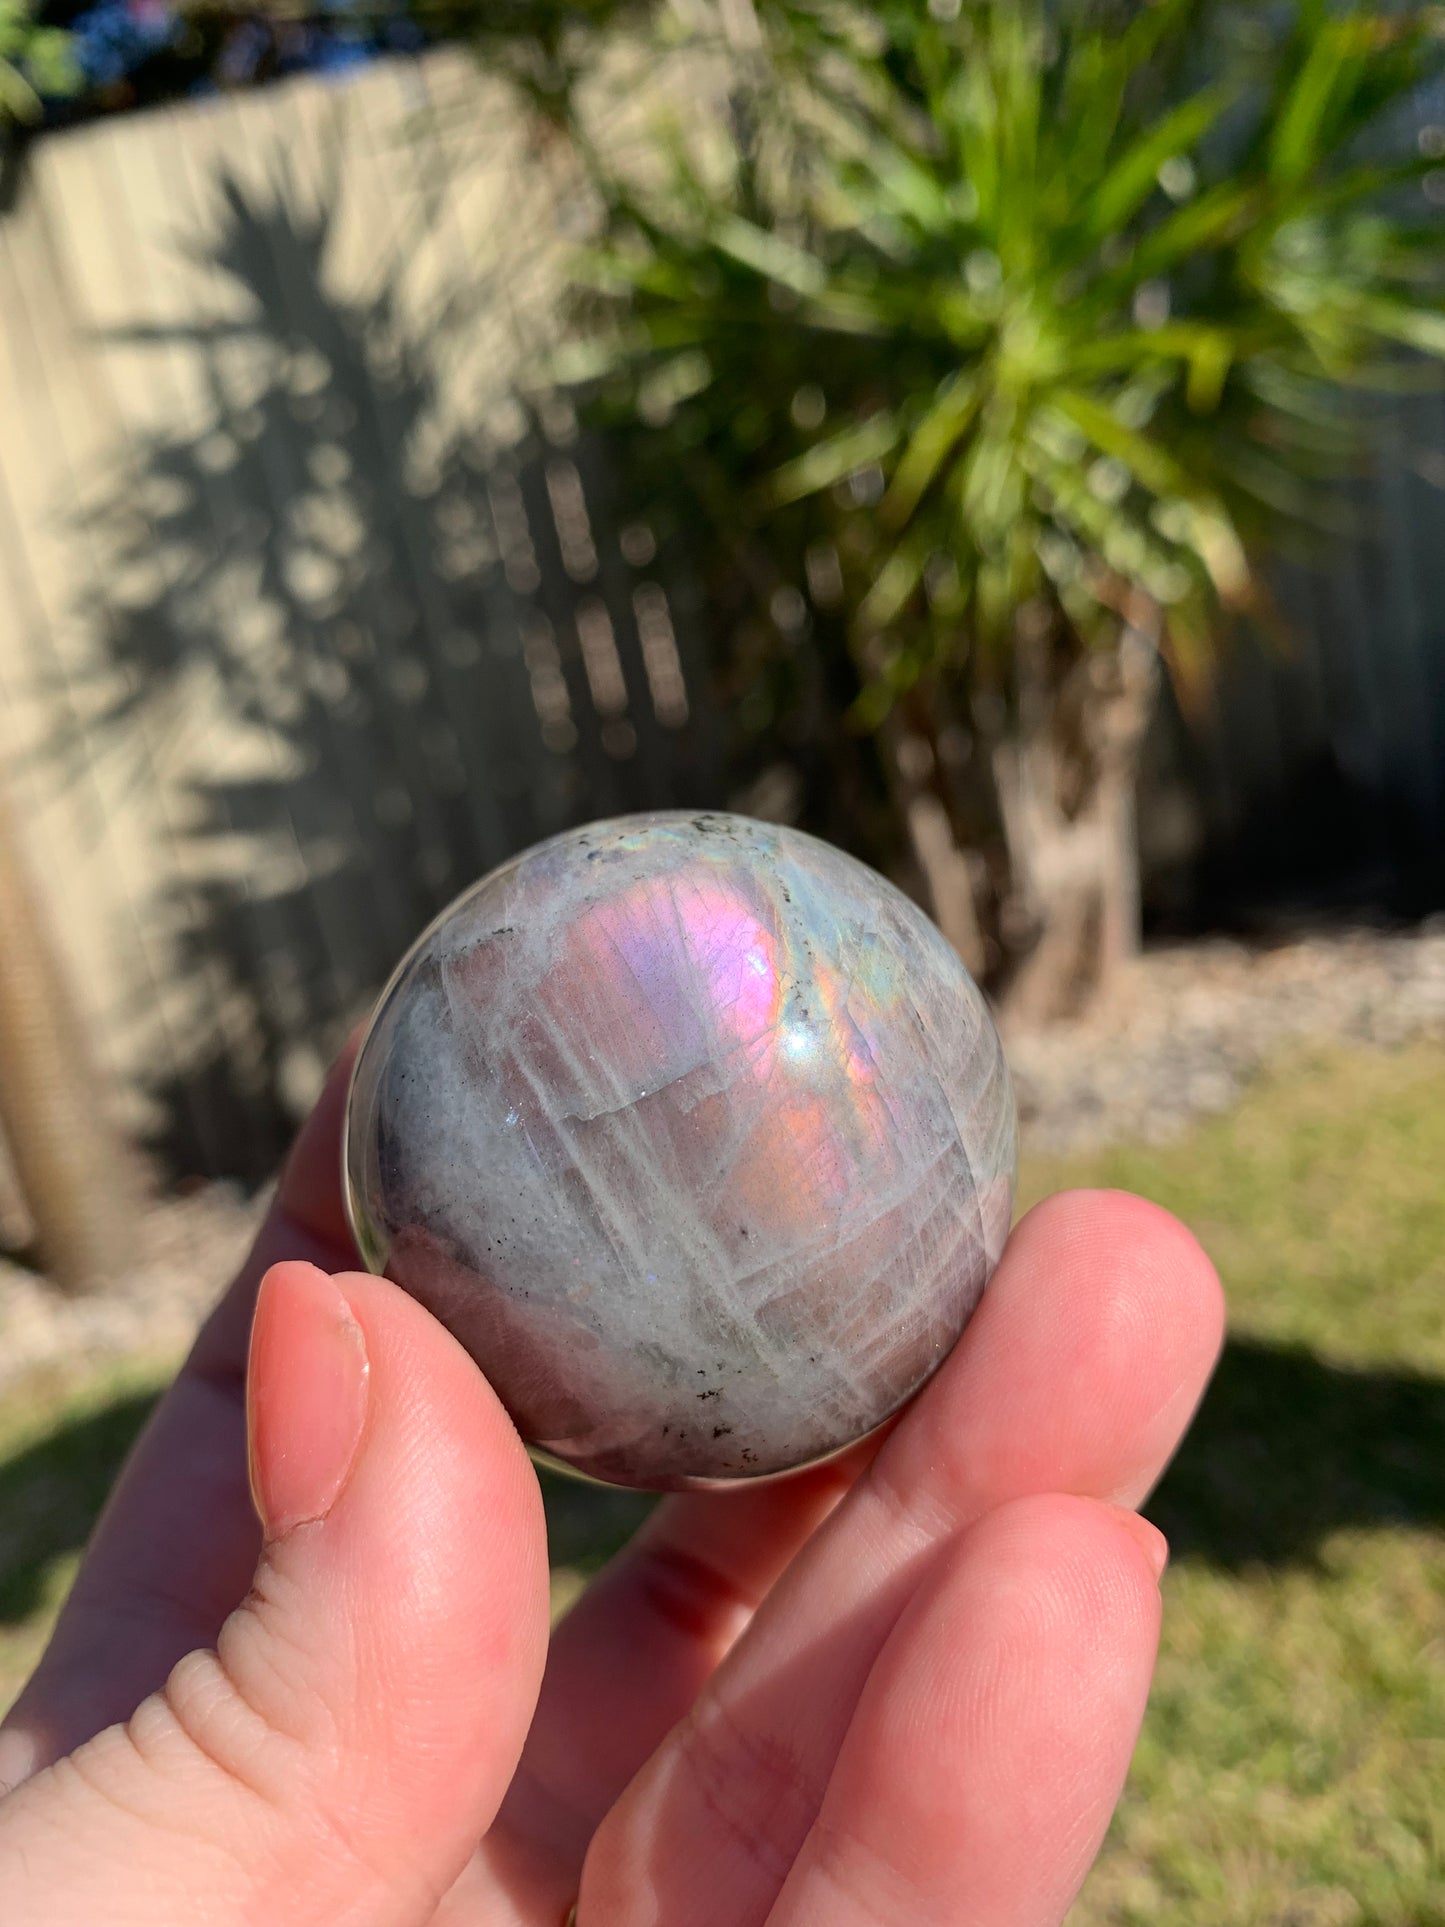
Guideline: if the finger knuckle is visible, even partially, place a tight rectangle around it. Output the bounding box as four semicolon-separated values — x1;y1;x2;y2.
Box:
674;1694;816;1887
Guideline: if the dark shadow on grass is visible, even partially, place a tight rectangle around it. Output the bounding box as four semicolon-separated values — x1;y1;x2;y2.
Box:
2;1333;1440;1641
535;1334;1445;1576
531;1339;1445;1578
1147;1334;1445;1568
0;1390;160;1626
0;1382;654;1631
536;1466;656;1576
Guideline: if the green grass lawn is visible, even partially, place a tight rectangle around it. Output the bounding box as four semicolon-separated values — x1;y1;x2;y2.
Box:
1027;1044;1445;1927
2;1040;1442;1922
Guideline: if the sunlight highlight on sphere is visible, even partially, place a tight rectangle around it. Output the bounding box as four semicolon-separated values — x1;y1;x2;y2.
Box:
344;812;1017;1490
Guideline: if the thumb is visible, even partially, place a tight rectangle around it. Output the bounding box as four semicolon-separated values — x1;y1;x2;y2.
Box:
0;1262;550;1927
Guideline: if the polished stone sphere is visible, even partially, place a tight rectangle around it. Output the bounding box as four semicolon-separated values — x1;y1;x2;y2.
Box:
344;812;1016;1490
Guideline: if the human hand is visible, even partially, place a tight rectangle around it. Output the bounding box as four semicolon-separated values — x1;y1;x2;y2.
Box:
0;1042;1223;1926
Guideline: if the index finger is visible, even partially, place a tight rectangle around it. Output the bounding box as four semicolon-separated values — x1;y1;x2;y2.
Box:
0;1038;362;1778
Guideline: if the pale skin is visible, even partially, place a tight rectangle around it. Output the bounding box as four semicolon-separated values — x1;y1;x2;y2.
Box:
0;1043;1224;1926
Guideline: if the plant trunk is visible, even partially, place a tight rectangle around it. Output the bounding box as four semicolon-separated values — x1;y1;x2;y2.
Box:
879;707;988;982
906;789;987;980
0;785;140;1290
993;621;1159;1024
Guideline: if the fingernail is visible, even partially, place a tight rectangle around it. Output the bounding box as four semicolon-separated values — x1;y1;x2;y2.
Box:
1113;1507;1169;1581
247;1264;370;1540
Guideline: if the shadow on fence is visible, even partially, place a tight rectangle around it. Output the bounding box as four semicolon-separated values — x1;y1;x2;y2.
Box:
6;73;1444;1195
52;166;718;1182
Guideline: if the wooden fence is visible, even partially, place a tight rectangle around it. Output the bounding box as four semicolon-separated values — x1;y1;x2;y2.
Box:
0;50;1443;1186
0;51;720;1180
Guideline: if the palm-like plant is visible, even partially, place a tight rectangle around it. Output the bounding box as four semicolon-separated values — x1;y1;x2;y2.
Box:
568;0;1445;1011
0;0;76;125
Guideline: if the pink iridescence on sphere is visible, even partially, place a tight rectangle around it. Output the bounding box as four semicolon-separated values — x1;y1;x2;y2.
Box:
344;812;1016;1490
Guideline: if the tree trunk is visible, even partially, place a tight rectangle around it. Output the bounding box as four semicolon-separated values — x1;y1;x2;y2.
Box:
906;790;987;980
1097;767;1142;983
879;708;988;981
0;785;140;1289
992;620;1159;1024
868;619;1157;1020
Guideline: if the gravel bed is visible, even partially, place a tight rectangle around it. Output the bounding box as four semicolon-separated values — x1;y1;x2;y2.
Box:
0;1186;263;1398
1004;918;1445;1155
3;921;1444;1394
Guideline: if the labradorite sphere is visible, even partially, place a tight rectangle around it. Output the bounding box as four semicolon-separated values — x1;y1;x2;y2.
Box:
344;812;1016;1491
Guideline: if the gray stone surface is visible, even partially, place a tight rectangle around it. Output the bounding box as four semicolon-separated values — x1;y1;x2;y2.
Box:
345;812;1017;1489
